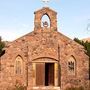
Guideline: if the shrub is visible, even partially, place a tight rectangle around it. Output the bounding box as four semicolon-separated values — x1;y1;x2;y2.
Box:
13;85;26;90
65;86;84;90
6;85;27;90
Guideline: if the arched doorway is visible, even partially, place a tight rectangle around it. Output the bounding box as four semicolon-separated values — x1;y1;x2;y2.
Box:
32;57;60;87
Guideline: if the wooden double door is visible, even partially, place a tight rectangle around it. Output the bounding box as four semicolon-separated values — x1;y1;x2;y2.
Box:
36;63;54;86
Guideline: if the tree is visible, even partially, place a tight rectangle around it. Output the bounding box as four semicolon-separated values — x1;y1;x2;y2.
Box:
0;37;5;71
74;38;90;80
74;38;90;57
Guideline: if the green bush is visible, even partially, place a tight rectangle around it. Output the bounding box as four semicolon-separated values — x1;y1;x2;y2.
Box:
13;85;26;90
15;86;24;90
65;86;84;90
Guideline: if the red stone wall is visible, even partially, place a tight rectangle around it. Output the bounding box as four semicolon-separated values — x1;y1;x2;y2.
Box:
0;7;89;90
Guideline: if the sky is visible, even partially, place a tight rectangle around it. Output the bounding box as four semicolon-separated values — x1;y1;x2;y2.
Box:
0;0;90;41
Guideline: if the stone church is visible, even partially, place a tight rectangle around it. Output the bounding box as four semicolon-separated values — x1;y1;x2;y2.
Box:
0;7;89;90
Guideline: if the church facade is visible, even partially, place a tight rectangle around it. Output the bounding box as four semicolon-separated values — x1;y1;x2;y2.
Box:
0;7;89;90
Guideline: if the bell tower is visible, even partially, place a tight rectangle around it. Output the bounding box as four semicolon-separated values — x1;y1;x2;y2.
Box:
34;7;57;32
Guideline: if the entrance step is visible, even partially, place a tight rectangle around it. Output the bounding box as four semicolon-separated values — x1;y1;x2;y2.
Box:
27;86;60;90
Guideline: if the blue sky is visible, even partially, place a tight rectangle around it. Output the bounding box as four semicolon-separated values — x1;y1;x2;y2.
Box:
0;0;90;41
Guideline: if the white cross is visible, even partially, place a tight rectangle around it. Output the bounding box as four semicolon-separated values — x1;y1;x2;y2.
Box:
42;0;50;3
42;0;50;6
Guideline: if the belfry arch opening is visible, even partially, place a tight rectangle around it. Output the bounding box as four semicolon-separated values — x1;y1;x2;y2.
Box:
41;14;50;28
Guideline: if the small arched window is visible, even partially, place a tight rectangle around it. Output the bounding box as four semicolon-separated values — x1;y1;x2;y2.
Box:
68;56;76;75
41;14;50;28
15;56;23;75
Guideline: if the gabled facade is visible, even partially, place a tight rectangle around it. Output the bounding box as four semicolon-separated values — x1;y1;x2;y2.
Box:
0;7;89;90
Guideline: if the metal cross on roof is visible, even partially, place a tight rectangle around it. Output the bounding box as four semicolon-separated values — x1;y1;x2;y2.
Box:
42;0;50;6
